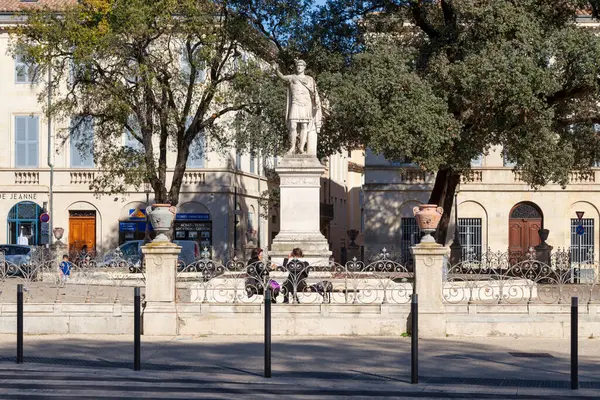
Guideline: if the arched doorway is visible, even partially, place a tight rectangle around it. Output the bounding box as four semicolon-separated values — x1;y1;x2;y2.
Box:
509;202;543;257
7;201;43;245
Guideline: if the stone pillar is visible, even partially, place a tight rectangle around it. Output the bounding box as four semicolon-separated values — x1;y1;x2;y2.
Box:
411;243;448;337
141;241;181;335
269;154;331;265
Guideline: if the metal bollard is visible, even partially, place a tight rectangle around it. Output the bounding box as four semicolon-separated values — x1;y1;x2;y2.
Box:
411;294;418;384
17;284;23;364
134;287;141;371
571;296;578;390
264;287;272;378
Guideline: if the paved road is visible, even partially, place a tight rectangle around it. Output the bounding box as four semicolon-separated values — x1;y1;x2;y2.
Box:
0;335;598;398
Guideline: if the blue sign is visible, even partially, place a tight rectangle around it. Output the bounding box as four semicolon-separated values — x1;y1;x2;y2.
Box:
176;213;210;221
119;222;137;232
576;225;585;236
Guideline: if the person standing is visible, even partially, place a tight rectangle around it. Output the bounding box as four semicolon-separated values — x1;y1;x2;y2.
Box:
59;254;72;286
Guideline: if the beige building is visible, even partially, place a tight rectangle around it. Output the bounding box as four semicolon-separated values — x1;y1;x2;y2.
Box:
320;149;365;263
0;1;358;263
0;3;276;261
365;145;600;264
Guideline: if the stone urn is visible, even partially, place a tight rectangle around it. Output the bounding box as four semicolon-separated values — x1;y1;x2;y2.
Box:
53;227;64;241
146;204;176;242
413;204;444;243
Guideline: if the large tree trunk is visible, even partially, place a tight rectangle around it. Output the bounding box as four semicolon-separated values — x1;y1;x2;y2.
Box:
428;168;461;245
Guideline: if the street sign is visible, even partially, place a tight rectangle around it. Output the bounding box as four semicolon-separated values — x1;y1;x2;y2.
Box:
576;225;585;236
39;213;50;223
576;211;585;220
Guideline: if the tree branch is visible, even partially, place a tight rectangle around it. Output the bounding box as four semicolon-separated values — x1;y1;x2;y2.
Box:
409;0;441;38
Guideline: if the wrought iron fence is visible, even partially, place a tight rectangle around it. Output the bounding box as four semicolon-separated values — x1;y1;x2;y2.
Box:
175;249;413;305
0;248;145;304
443;248;600;304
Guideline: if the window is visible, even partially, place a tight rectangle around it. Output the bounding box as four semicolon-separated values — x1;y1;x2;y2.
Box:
571;218;595;265
181;46;206;83
458;218;482;261
236;151;242;170
15;115;39;167
471;154;484;167
247;211;254;231
123;116;142;151
15;54;37;84
250;154;255;174
70;117;94;167
401;217;421;264
187;130;206;168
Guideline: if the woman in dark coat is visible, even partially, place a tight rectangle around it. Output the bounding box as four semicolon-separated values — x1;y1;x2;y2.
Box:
245;248;278;303
282;248;310;303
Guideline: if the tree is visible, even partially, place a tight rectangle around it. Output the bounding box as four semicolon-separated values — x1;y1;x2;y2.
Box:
313;0;600;243
11;0;310;205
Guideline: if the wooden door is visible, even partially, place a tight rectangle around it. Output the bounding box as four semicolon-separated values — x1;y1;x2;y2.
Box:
508;203;543;261
69;215;96;253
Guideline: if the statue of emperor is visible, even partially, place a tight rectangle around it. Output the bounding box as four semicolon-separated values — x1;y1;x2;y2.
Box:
273;59;322;155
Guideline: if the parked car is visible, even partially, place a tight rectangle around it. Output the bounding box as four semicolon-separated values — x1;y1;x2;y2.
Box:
102;240;200;272
0;245;36;277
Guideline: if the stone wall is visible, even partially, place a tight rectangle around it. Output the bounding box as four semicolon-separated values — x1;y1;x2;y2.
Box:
2;302;600;337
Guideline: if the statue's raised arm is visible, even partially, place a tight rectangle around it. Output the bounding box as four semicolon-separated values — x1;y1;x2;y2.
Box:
272;59;322;155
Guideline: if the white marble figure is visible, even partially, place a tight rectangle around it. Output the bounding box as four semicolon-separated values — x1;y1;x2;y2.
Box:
273;59;322;155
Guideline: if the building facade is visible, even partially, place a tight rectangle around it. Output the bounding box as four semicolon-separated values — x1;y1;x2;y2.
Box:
0;4;273;261
364;145;600;264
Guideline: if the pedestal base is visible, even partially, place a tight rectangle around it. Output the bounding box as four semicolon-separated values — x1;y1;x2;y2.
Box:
270;154;332;265
270;232;331;265
143;302;177;336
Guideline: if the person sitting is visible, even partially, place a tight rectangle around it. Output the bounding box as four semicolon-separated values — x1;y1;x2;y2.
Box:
245;248;278;303
282;248;310;303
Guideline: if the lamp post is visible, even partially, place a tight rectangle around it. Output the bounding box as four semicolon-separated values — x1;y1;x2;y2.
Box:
144;182;151;243
449;188;462;265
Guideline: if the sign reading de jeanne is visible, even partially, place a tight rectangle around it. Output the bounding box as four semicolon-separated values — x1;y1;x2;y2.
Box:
0;193;38;201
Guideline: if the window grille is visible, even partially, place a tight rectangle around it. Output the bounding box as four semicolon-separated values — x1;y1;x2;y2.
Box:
401;217;421;264
458;218;482;261
570;218;595;265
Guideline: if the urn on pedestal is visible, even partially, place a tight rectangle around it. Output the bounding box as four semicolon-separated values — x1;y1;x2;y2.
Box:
413;204;444;243
146;204;176;242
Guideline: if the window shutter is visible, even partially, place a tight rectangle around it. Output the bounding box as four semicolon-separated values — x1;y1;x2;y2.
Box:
27;116;39;167
15;116;38;167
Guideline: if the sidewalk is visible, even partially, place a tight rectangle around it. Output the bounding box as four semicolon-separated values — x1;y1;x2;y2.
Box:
0;335;598;398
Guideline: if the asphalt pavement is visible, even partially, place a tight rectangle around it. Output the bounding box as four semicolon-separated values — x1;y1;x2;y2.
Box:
0;335;598;399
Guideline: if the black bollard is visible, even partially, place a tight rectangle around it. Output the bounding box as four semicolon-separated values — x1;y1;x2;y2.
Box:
17;284;23;364
571;296;578;390
134;287;141;371
264;287;272;378
411;294;418;384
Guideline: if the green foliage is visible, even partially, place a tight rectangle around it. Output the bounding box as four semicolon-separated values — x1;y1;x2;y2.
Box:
10;0;308;204
316;0;600;186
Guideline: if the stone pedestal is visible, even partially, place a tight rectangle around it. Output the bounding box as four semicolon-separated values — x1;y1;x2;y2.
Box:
411;243;448;338
270;155;331;265
141;241;181;335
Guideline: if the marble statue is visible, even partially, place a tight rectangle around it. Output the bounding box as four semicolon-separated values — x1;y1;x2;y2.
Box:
273;59;322;155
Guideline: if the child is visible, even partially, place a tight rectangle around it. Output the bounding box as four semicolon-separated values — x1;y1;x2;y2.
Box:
59;254;72;286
